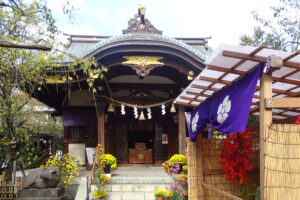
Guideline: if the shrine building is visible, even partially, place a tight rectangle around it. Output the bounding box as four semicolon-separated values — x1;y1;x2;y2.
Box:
33;6;211;165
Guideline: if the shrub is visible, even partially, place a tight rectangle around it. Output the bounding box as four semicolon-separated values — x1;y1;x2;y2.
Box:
94;190;106;198
98;154;117;170
162;160;169;168
182;165;188;172
169;154;187;167
93;145;110;199
94;172;110;187
165;190;172;198
41;153;82;188
166;173;188;199
154;189;166;197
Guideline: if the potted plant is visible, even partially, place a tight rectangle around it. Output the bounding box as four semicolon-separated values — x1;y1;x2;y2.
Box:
169;154;187;166
94;189;106;200
162;161;169;173
98;154;117;174
182;165;188;173
165;190;172;200
169;154;187;172
154;189;166;200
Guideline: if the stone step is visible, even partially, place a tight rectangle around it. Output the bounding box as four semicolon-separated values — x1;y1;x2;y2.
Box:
89;166;173;200
100;191;156;200
110;176;172;184
91;184;167;192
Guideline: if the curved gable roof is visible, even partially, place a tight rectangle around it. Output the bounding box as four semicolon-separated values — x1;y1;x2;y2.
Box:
64;34;209;63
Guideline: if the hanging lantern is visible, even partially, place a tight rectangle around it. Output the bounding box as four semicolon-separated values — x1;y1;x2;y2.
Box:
139;110;145;120
170;104;176;113
108;103;114;112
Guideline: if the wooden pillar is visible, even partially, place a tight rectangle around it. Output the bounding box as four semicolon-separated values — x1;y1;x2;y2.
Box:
259;72;272;200
196;135;204;199
98;104;105;153
63;126;68;153
178;105;186;155
187;138;197;199
187;136;204;199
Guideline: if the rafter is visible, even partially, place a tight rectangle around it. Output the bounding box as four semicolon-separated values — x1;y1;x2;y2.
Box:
223;50;300;70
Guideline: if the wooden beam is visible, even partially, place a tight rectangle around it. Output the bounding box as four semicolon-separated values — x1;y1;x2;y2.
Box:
199;76;232;84
283;51;300;62
223;50;266;62
98;103;105;153
207;65;244;75
191;84;219;92
208;65;300;86
108;83;179;91
259;73;273;200
178;105;186;155
186;90;210;97
174;101;197;107
223;50;300;70
180;96;203;103
231;46;265;69
265;98;300;108
0;41;52;51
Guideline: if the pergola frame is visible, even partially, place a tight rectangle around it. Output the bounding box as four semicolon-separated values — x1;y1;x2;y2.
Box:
175;44;300;200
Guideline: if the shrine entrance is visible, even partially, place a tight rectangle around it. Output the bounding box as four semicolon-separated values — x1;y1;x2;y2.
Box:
128;130;154;151
108;120;171;165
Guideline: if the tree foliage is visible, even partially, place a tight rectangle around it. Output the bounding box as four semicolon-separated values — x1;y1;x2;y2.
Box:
240;0;299;51
0;0;101;181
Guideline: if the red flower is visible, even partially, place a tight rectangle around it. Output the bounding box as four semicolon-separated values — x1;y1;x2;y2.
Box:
295;115;300;125
219;128;254;185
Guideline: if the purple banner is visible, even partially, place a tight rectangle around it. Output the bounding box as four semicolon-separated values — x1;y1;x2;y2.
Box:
63;107;97;126
189;63;263;141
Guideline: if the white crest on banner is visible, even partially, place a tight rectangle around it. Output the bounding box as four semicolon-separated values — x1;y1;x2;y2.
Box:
217;95;231;124
192;112;199;133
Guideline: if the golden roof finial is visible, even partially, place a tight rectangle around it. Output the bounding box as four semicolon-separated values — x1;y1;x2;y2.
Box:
138;4;146;16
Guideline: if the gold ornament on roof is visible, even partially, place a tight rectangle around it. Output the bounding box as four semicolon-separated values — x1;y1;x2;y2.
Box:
122;56;164;76
46;75;73;84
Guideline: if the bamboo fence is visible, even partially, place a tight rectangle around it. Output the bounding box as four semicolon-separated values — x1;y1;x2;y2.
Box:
264;124;300;199
0;176;23;199
187;137;259;200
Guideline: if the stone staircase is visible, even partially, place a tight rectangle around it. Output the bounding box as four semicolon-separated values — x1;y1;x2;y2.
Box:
90;166;173;200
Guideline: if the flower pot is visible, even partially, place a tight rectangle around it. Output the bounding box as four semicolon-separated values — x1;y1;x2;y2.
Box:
157;197;164;200
104;164;111;174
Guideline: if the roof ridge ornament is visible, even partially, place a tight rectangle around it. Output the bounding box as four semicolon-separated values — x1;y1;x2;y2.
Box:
122;5;163;35
122;56;164;76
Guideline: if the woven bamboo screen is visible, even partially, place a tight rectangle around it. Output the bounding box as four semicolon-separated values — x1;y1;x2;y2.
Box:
203;138;259;199
264;124;300;199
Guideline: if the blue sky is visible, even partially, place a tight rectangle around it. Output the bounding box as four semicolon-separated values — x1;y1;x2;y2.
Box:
48;0;280;50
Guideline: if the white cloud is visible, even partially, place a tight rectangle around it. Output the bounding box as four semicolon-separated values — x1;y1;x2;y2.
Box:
62;25;99;35
94;8;108;20
53;0;281;50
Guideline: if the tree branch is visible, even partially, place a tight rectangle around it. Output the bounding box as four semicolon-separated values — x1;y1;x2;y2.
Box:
0;41;52;51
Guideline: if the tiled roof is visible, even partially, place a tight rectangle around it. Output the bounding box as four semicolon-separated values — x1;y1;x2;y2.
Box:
63;34;209;62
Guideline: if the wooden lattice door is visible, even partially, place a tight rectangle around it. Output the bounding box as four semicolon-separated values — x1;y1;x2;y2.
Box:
112;124;128;164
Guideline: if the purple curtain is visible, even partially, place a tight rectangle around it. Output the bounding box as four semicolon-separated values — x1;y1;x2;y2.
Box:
189;63;263;141
63;107;97;126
